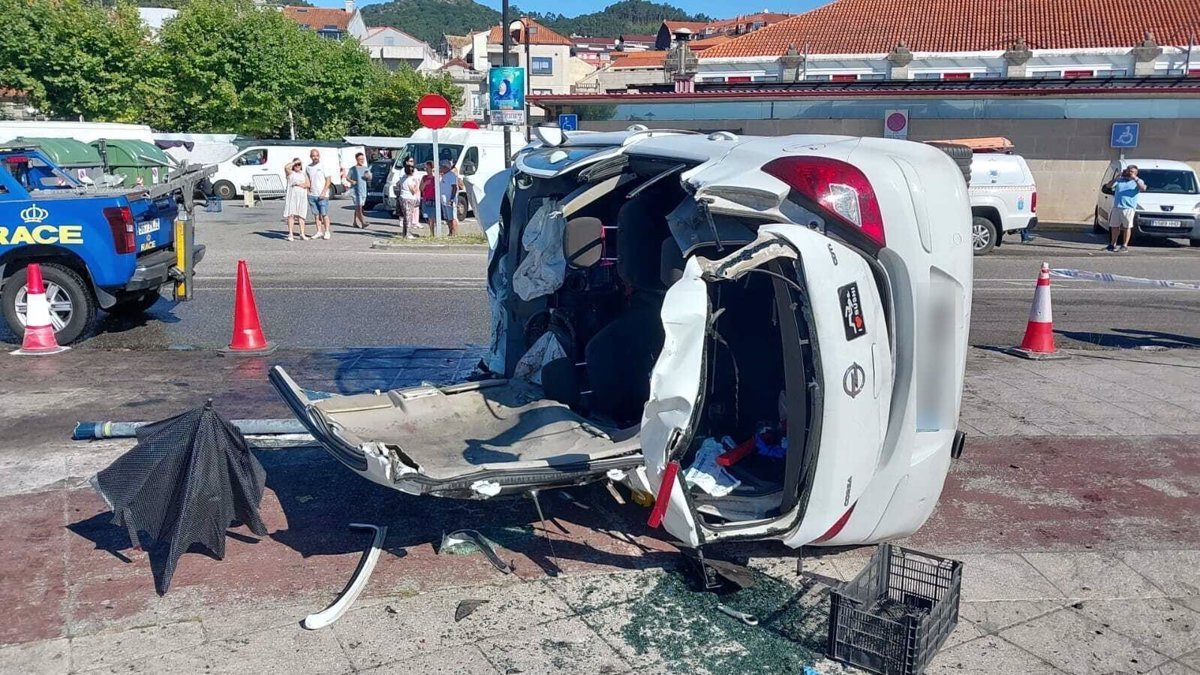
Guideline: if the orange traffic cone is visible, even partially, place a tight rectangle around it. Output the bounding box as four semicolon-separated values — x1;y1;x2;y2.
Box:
1007;262;1068;360
220;260;275;355
12;263;70;356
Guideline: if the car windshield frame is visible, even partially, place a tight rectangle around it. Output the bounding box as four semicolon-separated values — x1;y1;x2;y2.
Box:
1136;169;1198;195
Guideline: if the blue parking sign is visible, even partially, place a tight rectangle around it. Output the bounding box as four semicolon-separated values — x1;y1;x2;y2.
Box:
1111;122;1139;148
558;114;578;131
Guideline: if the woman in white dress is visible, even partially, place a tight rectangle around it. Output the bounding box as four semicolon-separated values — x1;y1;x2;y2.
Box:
283;158;310;241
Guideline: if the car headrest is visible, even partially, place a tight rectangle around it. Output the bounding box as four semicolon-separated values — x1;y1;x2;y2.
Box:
563;217;603;268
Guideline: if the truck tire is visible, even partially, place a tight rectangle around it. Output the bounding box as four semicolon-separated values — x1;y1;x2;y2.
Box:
2;263;97;345
212;180;237;201
107;289;161;316
926;142;973;183
1093;209;1106;234
971;216;997;255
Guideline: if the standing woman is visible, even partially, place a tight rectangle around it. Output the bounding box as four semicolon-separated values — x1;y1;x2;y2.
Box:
283;158;310;241
399;163;421;238
347;152;372;229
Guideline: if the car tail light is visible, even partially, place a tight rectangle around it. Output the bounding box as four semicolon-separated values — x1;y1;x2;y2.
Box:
764;156;885;246
813;504;855;543
1031;191;1038;214
104;206;136;254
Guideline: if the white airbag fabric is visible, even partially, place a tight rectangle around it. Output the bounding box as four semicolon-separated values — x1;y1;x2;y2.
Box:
513;202;567;301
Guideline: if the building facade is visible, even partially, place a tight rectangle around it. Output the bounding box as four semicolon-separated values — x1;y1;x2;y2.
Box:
695;0;1199;84
361;27;441;72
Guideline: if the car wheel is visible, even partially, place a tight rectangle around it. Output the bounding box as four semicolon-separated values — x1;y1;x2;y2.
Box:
971;216;997;255
457;194;469;222
212;180;237;201
1191;238;1200;247
107;289;161;316
2;263;96;345
1093;209;1106;234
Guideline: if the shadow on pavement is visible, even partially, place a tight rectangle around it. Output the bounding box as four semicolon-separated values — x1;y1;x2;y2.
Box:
1055;327;1200;349
262;447;678;575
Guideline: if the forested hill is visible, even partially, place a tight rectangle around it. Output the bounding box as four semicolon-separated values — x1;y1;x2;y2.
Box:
361;0;711;46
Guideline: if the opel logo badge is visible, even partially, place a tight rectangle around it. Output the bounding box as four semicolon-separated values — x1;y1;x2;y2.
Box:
843;363;866;398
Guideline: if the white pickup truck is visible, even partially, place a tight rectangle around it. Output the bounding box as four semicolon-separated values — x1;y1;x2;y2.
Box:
965;152;1038;255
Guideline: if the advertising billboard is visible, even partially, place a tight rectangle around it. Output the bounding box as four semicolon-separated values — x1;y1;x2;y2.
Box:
488;66;526;126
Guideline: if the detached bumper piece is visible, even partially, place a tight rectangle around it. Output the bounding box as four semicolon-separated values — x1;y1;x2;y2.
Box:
302;523;388;630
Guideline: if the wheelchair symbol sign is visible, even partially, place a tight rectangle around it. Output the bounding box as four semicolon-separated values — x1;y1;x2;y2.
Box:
1111;122;1139;148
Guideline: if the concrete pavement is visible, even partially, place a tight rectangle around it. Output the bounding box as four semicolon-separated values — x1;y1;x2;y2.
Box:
0;345;1197;673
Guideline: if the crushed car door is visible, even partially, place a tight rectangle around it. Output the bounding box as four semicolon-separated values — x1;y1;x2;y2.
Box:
641;223;891;548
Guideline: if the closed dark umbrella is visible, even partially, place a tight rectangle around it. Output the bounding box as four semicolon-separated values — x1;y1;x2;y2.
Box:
91;400;268;594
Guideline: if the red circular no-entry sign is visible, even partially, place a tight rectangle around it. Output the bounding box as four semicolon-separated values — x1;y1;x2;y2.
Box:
416;93;453;129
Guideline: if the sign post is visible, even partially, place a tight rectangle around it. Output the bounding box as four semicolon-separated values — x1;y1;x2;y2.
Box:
416;93;453;237
1110;122;1139;161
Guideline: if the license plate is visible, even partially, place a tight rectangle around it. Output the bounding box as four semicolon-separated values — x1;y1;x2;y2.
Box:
1147;219;1185;228
136;220;161;235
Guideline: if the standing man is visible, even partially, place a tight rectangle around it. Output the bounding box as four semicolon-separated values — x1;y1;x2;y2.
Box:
439;159;459;237
306;149;332;240
1105;164;1145;252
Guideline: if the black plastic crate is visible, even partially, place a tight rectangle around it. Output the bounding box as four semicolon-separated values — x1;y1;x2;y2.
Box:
826;545;963;675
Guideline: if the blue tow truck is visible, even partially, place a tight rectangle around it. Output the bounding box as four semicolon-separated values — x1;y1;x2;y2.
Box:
0;146;211;344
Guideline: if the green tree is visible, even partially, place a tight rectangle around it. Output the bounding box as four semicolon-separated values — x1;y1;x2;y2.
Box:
0;0;155;121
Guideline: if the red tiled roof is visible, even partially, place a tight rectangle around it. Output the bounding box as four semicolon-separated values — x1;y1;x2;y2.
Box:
708;12;795;30
610;51;668;69
663;21;709;34
689;35;734;51
702;0;1200;57
439;57;473;71
487;18;572;46
282;6;349;32
0;88;28;99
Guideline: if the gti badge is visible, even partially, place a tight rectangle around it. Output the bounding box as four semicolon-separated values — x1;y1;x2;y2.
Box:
21;204;49;224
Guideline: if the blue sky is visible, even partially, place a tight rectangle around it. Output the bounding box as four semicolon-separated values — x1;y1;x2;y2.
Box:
333;1;828;19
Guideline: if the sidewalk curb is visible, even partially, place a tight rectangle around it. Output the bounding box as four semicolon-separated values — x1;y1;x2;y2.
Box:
370;242;488;252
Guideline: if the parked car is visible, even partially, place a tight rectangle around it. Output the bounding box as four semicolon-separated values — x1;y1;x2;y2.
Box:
364;159;391;210
271;129;972;551
1095;159;1200;246
0;146;207;343
383;128;515;221
966;152;1038;255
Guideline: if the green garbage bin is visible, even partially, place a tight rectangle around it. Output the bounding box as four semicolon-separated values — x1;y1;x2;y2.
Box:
12;137;105;186
91;139;173;188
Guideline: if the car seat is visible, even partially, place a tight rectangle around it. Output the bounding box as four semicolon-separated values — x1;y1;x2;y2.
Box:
582;193;675;424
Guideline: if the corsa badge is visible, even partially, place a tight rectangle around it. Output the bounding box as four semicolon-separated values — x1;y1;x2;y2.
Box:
838;282;867;340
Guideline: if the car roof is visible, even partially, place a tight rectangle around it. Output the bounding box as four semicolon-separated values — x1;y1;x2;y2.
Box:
1120;159;1196;172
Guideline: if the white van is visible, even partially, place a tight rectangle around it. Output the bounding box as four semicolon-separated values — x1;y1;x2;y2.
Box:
967;152;1038;255
209;142;365;200
383;128;516;219
1095;159;1200;246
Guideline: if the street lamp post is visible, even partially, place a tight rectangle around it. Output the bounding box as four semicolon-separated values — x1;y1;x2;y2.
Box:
510;19;532;141
501;0;512;166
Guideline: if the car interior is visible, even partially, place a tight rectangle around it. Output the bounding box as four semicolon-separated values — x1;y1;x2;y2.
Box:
302;155;810;518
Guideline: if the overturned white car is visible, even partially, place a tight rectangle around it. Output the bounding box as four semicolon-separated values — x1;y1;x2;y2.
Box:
271;128;973;550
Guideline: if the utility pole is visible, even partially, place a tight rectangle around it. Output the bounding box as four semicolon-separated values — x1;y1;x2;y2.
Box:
502;0;512;167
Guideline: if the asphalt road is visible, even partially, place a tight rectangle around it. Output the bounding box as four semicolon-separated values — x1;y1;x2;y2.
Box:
2;200;1197;351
